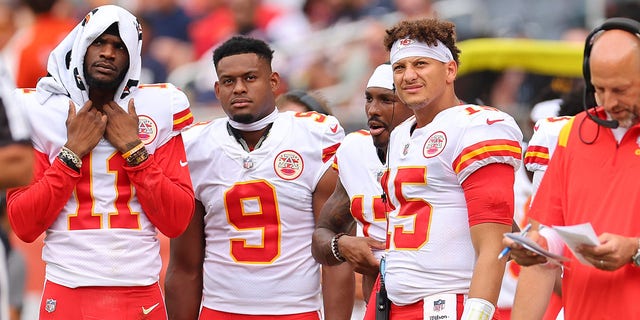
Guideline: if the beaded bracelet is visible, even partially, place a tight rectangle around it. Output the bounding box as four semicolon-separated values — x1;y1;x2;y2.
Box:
330;233;347;262
58;146;82;172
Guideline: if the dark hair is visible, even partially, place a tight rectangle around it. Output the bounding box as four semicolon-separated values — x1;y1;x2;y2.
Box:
103;22;121;37
213;36;274;68
23;0;57;14
276;90;332;115
559;81;590;117
384;18;461;64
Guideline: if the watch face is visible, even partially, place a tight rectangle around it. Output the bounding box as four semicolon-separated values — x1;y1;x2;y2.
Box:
634;251;640;266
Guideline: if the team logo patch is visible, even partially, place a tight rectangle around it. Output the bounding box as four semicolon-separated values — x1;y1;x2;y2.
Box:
433;299;445;312
45;298;56;313
137;115;157;144
274;150;304;180
423;131;447;158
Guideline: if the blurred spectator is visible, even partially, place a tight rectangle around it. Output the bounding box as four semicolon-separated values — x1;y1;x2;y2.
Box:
137;16;168;83
392;0;436;20
302;0;345;31
139;0;192;42
138;0;194;77
0;2;16;50
606;0;640;22
9;0;75;88
0;194;25;320
189;0;310;59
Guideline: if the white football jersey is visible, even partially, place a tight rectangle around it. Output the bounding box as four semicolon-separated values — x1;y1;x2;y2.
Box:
383;105;523;305
183;111;344;314
524;116;573;173
15;83;191;287
334;130;387;260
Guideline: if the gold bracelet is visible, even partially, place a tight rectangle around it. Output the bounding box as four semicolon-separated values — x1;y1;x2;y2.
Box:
125;147;149;166
122;142;145;159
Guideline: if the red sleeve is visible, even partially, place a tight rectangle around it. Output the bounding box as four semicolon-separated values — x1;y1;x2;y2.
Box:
7;149;81;243
124;135;194;238
461;163;514;227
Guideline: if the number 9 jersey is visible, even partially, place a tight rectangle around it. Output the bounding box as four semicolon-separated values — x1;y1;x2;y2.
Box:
183;111;344;315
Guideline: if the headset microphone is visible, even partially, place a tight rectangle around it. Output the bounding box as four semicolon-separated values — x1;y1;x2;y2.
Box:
582;88;619;128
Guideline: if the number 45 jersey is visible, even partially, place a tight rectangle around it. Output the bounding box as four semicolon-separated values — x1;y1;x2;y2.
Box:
183;111;344;315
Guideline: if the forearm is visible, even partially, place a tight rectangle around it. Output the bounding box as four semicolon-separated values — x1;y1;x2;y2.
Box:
165;267;203;320
511;265;558;320
322;263;355;320
8;153;79;242
468;248;506;304
312;178;353;265
312;227;342;265
165;201;205;320
468;222;511;305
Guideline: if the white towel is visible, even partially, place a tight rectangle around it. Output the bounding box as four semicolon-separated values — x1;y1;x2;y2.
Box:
35;5;142;107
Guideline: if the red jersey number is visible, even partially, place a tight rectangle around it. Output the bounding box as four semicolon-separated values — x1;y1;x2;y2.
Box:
225;180;281;264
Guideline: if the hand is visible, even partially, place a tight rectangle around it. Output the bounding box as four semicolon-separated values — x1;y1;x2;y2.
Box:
65;100;107;157
337;236;385;275
576;233;637;271
102;99;142;153
502;229;550;267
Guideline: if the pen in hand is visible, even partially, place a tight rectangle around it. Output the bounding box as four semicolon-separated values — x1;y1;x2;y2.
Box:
498;223;533;259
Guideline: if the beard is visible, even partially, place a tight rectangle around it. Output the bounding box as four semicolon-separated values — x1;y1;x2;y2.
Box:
610;106;640;128
83;65;128;92
617;114;638;128
231;113;256;124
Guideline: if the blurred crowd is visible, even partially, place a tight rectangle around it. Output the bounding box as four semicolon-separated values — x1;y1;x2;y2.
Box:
1;1;640;319
3;0;638;134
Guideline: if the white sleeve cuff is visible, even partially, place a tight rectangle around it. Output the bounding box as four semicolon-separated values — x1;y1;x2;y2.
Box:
461;298;495;320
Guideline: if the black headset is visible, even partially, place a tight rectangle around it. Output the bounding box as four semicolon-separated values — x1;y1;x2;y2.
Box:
582;17;640;128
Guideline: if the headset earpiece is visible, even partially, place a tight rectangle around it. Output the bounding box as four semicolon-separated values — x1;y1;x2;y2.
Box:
582;17;640;128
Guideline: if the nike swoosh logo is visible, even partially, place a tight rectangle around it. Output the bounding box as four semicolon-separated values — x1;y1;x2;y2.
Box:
330;124;339;133
179;160;188;167
486;118;505;125
142;302;160;315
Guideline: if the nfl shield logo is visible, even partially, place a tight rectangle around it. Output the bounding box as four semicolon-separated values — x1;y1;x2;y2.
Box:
433;299;445;312
45;298;56;313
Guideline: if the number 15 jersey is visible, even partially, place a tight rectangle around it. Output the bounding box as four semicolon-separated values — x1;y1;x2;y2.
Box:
382;105;522;305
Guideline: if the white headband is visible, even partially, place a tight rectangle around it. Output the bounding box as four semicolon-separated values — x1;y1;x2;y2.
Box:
366;63;394;90
390;38;453;65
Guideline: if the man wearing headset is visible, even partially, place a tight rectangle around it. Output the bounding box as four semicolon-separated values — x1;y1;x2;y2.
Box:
504;17;640;319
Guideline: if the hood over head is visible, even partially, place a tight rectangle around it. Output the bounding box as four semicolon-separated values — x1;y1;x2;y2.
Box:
36;5;143;106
